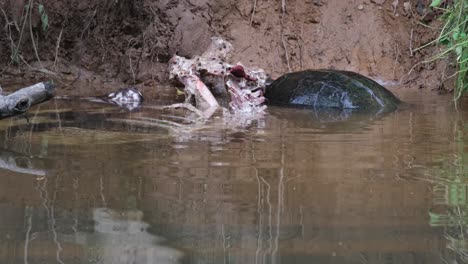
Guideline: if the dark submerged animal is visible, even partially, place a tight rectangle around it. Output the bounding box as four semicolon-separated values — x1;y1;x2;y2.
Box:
265;70;400;112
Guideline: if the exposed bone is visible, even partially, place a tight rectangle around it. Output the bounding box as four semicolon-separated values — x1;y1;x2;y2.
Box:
169;56;219;111
226;79;266;113
169;37;268;117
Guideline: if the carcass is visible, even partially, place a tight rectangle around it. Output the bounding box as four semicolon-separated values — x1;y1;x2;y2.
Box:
168;37;268;119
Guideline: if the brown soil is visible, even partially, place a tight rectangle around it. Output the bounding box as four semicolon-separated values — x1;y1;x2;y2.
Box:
0;0;455;97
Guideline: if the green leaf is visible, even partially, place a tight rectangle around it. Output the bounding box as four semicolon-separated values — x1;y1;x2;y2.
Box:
41;14;48;32
37;4;49;32
430;0;443;7
441;38;451;46
461;33;467;40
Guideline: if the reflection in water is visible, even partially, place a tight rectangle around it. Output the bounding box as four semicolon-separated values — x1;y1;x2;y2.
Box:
19;204;183;264
90;208;183;264
268;105;389;128
0;149;46;177
429;117;468;262
0;88;465;263
0;152;182;264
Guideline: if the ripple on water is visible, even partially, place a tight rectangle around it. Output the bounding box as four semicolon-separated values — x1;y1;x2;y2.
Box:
0;86;464;263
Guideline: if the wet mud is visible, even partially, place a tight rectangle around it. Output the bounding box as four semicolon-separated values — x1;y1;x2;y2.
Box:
0;0;454;97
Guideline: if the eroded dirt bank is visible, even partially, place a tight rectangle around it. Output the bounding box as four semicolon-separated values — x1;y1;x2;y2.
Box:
0;0;453;97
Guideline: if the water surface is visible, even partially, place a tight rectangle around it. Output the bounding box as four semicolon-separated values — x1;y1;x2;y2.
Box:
0;86;466;264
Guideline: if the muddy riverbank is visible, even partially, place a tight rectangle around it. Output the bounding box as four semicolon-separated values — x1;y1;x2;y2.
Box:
0;0;455;98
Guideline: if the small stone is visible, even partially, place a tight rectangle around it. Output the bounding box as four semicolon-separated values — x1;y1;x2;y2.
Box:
313;0;323;6
371;0;386;4
358;4;364;10
403;2;412;15
308;17;320;23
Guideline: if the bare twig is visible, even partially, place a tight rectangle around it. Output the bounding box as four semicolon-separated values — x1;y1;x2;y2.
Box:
393;41;400;79
299;23;304;70
0;7;14;74
53;27;64;70
80;8;97;40
408;43;465;76
16;4;30;51
1;3;29;62
28;0;43;68
135;33;145;81
1;5;30;73
77;7;97;66
280;0;291;72
127;38;137;85
0;7;12;33
409;28;414;57
250;0;258;25
281;30;291;72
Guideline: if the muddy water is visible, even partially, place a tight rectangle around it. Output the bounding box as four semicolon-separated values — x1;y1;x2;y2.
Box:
0;86;466;264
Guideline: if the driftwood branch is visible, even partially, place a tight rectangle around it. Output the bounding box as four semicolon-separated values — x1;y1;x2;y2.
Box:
0;81;55;119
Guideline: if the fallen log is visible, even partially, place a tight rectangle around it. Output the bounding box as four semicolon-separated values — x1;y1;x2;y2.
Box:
0;81;55;119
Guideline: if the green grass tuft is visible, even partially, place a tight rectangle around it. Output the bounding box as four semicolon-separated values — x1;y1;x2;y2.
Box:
431;0;468;100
